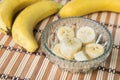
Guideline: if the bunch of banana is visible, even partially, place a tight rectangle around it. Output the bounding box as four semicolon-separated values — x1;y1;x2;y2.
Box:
12;0;62;52
59;0;120;18
52;26;105;61
0;0;40;34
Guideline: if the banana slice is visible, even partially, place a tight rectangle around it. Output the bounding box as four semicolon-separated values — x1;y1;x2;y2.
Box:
60;37;82;60
74;51;88;61
76;26;96;44
52;43;71;60
84;43;104;58
57;26;75;41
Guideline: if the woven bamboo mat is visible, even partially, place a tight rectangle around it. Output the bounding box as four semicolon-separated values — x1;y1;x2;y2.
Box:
0;0;120;80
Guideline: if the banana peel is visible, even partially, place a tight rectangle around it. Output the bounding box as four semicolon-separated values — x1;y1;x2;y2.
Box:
0;0;41;34
59;0;120;18
12;0;62;52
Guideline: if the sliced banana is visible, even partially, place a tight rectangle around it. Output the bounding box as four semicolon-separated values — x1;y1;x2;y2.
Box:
84;43;104;58
60;37;82;60
74;51;88;61
52;43;69;60
76;26;96;44
57;26;75;41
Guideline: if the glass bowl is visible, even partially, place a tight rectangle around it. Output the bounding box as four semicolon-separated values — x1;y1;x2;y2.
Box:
41;17;112;73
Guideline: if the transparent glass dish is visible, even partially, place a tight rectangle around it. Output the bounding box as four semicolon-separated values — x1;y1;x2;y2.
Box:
41;17;113;73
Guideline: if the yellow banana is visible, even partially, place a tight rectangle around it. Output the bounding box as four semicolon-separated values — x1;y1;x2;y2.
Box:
0;0;41;34
59;0;120;18
12;0;62;52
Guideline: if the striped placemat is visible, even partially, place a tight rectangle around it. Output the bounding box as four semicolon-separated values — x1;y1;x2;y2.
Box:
0;0;120;80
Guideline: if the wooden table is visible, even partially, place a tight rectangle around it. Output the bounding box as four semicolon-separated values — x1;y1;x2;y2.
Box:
0;0;120;80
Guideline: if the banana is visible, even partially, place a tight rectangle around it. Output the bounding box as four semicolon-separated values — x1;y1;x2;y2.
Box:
52;43;69;60
84;43;104;58
76;26;96;45
74;51;88;61
57;26;75;42
12;0;62;52
0;0;40;34
60;37;82;60
59;0;120;18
